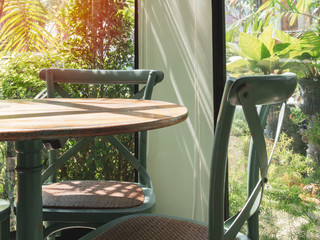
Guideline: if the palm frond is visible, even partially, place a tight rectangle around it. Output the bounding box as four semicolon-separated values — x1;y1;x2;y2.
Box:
0;0;59;57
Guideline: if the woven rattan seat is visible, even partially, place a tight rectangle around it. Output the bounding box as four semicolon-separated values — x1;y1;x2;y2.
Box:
42;181;144;209
94;216;208;240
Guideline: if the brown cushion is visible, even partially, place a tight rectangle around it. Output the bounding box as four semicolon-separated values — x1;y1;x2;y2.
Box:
42;181;144;209
94;216;208;240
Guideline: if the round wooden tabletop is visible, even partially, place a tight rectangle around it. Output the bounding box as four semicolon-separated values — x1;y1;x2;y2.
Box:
0;98;188;141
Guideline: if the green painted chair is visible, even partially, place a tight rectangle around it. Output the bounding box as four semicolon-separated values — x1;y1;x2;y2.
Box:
37;69;164;238
79;73;297;240
0;199;10;240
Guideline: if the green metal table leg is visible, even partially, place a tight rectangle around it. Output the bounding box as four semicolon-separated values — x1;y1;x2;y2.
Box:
15;140;43;240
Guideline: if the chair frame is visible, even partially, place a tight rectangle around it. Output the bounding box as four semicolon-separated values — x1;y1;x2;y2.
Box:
79;73;297;240
37;69;164;238
209;74;296;239
0;199;10;240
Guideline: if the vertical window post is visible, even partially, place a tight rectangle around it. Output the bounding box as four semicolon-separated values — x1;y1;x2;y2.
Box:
212;0;228;219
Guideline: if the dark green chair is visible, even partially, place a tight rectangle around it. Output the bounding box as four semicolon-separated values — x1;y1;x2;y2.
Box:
79;73;297;240
37;69;164;238
0;199;10;240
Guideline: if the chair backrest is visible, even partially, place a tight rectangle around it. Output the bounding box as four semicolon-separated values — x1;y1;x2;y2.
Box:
39;69;164;100
38;68;164;185
209;73;297;239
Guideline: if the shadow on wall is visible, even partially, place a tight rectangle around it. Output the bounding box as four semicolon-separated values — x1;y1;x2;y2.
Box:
140;0;213;222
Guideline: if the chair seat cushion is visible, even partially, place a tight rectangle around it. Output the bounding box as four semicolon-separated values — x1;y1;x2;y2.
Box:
42;180;145;209
94;216;208;240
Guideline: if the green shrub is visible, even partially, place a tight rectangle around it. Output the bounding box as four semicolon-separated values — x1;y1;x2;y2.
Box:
305;114;320;146
231;108;250;137
0;54;58;99
282;106;308;155
229;132;320;238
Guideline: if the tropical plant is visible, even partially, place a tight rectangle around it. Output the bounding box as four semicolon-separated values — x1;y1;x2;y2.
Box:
286;32;320;80
258;0;317;31
252;0;320;80
0;0;61;57
227;25;298;75
225;0;276;43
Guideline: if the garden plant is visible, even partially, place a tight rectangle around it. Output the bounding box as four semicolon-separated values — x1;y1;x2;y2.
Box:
226;0;320;238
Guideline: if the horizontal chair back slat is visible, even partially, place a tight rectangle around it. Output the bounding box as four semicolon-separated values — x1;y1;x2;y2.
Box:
228;73;297;106
39;69;164;85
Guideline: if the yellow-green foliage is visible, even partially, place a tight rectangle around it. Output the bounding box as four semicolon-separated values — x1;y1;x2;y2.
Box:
306;114;320;146
269;134;313;183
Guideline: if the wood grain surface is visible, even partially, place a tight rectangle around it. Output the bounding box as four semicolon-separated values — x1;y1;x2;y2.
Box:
0;98;188;141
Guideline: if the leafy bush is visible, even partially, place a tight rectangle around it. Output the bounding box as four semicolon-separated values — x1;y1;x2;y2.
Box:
57;0;134;70
229;131;320;238
0;54;57;99
58;135;135;182
231;107;250;137
47;0;136;181
305;114;320;146
270;134;313;180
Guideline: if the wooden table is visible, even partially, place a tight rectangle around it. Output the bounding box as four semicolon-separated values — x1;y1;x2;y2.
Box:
0;98;188;240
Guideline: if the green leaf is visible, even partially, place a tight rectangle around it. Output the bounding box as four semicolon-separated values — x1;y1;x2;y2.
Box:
259;25;274;55
257;56;280;74
239;32;271;61
274;41;302;58
275;30;297;44
226;59;250;73
290;0;312;26
285;0;296;11
258;0;273;12
253;15;259;32
226;27;237;43
300;32;320;58
274;43;291;53
227;42;247;59
243;22;249;33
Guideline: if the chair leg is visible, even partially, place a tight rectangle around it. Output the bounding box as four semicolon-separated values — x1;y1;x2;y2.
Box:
247;212;259;240
247;139;261;240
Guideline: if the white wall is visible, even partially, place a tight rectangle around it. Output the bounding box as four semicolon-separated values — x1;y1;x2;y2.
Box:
139;0;213;222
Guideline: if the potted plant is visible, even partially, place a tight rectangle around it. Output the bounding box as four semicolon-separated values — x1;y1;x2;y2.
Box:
286;31;320;116
281;31;320;164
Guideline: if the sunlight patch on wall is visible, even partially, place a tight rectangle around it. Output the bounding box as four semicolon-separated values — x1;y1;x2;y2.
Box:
139;0;213;222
